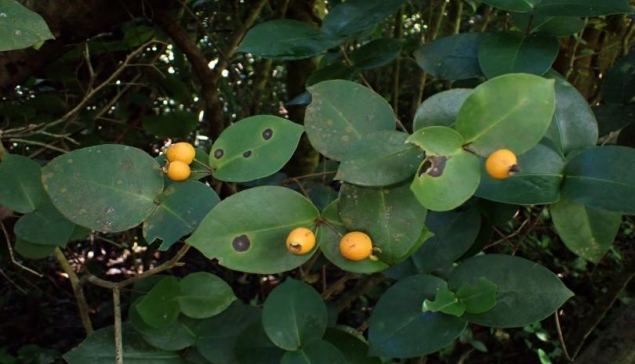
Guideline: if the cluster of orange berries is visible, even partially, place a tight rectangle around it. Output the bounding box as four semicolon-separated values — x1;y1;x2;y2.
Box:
285;227;379;261
164;142;196;181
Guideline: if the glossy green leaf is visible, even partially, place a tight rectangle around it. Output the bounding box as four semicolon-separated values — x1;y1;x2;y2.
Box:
235;323;284;364
423;288;466;317
414;33;485;80
562;146;635;214
407;126;464;155
143;180;219;250
210;115;304;182
456;73;556;156
136;277;181;329
368;274;467;358
14;197;74;246
195;301;261;364
142;111;198;139
0;154;47;214
15;238;55;259
348;38;402;69
178;272;236;319
319;200;390;273
478;32;559;79
262;279;327;351
476;143;564;205
512;13;585;36
339;182;429;265
42;145;164;233
187;186;320;274
322;0;408;37
480;0;537;12
601;50;635;104
305;80;396;160
237;19;342;60
544;72;598;154
551;199;622;263
0;0;54;52
455;277;498;314
323;328;381;364
413;89;473;131
448;255;574;328
412;208;481;273
130;298;197;351
280;340;346;364
63;323;186;364
335;130;423;186
534;0;631;16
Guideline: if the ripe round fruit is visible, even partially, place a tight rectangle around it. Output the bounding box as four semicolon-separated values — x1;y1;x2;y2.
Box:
166;142;196;164
339;231;373;261
166;160;191;181
485;149;518;180
286;227;316;255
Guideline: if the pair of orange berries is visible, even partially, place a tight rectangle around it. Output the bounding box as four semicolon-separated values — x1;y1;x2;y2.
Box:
165;142;196;181
285;227;378;261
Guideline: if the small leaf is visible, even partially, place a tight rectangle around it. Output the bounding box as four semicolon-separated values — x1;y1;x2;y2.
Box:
15;238;55;259
422;288;466;317
136;277;181;329
129;299;197;351
14;197;74;246
0;154;47;214
455;277;498;314
414;33;485;80
178;272;236;319
0;0;55;52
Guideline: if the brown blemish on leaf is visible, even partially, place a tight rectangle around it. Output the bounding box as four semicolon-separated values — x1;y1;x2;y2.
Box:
232;235;250;252
213;149;224;159
121;159;133;169
243;150;252;158
418;156;448;178
262;128;273;140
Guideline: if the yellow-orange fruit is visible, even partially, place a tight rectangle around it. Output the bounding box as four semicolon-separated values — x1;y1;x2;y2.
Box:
339;231;373;261
166;142;196;164
286;227;316;255
485;149;518;180
166;160;191;181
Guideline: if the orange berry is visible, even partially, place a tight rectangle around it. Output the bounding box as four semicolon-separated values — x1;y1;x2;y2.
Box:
166;142;196;164
485;149;518;180
339;231;374;261
286;227;316;255
166;160;191;181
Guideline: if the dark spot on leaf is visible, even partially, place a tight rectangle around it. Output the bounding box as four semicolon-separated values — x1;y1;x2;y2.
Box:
243;150;252;158
262;128;273;140
121;159;133;169
214;149;224;159
418;155;448;177
232;235;250;252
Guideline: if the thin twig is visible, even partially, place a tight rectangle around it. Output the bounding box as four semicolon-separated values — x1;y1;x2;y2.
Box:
8;138;69;153
322;272;354;299
0;221;42;277
54;247;94;335
555;312;573;362
113;287;123;364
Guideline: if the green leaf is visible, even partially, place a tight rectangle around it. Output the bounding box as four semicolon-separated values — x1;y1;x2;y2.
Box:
323;328;381;364
143;180;220;250
0;154;47;214
476;142;564;205
412;207;481;273
14;238;55;259
407;126;463;155
178;272;236;319
305;80;396;160
422;288;466;317
322;0;408;37
550;198;622;263
142;111;198;139
319;200;390;273
348;38;402;69
455;277;498;314
195;301;262;364
42;145;164;233
534;0;631;16
448;255;574;328
544;72;598;154
456;73;556;156
210;115;304;182
478;32;559;79
593;104;635;137
512;13;586;36
480;0;537;12
63;323;186;364
235;323;284;364
414;33;484;80
262;279;327;351
136;277;181;329
601;50;635;104
307;62;356;86
368;274;467;358
14;197;74;246
335;130;423;186
413;89;473;131
130;298;197;351
187;186;320;274
281;340;346;364
0;0;54;52
339;182;429;264
237;19;342;60
562;146;635;215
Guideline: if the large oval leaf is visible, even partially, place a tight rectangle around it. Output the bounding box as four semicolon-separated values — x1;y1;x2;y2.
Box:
0;154;47;214
186;186;320;274
335;130;423;186
130;299;197;352
550;199;622;263
0;0;54;52
210;115;304;182
448;254;574;328
562;146;635;215
456;74;555;156
414;33;484;81
368;274;467;358
322;0;408;37
413;89;473;131
263;279;327;351
41;145;164;233
338;182;429;265
305;80;395;160
136;277;181;329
